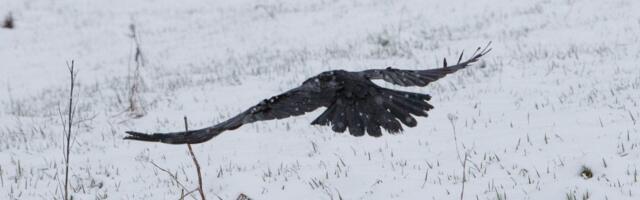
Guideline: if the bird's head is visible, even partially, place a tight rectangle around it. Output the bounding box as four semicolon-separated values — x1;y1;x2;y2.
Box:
301;70;345;92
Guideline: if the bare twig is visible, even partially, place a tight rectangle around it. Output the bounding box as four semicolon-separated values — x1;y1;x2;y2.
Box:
126;23;146;118
149;161;197;200
448;114;471;200
185;117;206;200
179;189;199;200
63;60;77;200
447;114;464;165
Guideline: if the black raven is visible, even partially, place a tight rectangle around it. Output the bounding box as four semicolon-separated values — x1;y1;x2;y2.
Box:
125;43;491;144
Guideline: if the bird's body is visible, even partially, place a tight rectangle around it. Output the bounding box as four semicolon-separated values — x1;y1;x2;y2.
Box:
125;44;491;144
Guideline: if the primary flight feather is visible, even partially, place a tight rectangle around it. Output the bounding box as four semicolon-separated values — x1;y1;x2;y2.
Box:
125;43;491;144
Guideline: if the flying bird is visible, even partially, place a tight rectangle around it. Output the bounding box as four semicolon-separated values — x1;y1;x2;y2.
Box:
125;43;491;144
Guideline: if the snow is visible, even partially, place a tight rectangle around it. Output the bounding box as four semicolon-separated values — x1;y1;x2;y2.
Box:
1;0;640;199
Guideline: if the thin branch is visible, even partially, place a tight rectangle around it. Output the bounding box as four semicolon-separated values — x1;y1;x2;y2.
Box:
178;189;199;200
185;117;206;200
64;60;77;200
126;23;146;118
149;161;197;200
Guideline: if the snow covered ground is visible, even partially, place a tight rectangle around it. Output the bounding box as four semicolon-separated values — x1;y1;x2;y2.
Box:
1;0;640;199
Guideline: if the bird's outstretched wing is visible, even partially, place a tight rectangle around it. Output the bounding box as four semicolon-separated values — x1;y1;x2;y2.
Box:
359;42;492;87
126;43;492;143
124;84;333;144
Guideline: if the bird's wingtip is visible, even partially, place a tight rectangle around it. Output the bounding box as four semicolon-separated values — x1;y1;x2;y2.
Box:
123;131;161;142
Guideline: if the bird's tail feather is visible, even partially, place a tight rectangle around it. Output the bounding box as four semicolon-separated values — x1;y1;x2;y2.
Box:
311;88;433;136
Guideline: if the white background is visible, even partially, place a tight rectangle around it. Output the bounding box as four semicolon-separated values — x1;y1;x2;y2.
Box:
1;0;639;199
